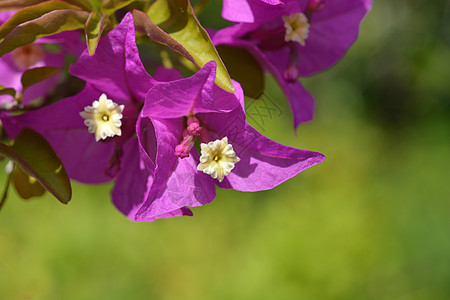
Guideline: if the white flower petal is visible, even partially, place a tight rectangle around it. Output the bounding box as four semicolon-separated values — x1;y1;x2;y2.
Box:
80;94;124;141
197;137;240;182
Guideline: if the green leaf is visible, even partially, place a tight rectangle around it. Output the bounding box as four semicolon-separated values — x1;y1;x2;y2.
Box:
0;0;94;11
101;0;136;14
21;67;59;93
66;0;96;11
216;45;265;99
0;0;83;41
133;10;195;68
0;9;90;58
13;167;46;200
85;12;109;56
141;0;235;93
0;128;72;204
89;0;104;11
0;170;12;212
145;0;170;24
0;86;16;97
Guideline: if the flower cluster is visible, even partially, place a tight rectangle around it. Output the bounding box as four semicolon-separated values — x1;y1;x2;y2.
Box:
0;0;371;222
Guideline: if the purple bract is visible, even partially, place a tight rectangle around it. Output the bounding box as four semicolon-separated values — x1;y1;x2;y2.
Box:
215;0;373;128
1;12;325;222
136;61;325;221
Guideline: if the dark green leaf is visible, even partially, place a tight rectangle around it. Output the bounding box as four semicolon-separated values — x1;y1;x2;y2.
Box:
13;167;46;200
0;86;16;97
0;0;83;41
148;0;187;32
21;67;59;93
0;9;90;57
216;45;265;99
102;0;135;14
85;11;109;56
89;0;104;11
66;0;96;11
142;1;235;93
0;128;72;204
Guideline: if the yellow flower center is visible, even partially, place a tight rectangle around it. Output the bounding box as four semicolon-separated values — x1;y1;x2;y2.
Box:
197;137;240;182
282;13;310;46
80;93;124;141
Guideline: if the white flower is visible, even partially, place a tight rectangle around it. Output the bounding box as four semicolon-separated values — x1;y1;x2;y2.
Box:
197;137;240;182
283;13;310;46
80;94;124;141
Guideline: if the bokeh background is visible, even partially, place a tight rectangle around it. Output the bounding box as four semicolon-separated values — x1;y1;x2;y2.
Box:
1;0;449;299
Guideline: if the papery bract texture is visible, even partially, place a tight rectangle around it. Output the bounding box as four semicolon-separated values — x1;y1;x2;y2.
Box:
222;0;286;23
2;10;326;223
1;13;193;222
134;61;325;221
215;0;372;128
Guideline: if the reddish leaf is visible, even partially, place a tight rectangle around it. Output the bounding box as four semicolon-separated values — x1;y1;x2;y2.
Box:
0;0;83;40
0;0;93;11
0;9;89;57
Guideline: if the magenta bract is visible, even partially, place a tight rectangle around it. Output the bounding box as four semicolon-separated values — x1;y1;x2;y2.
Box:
216;0;373;128
136;61;325;222
2;12;325;223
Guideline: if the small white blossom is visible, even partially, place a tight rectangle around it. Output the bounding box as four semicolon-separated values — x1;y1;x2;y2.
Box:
80;94;124;141
197;137;240;182
283;13;310;46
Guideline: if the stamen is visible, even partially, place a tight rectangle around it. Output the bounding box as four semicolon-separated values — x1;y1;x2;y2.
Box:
187;116;202;136
283;63;300;83
175;131;195;158
80;93;124;141
197;137;240;182
282;13;310;46
175;116;204;158
283;43;300;83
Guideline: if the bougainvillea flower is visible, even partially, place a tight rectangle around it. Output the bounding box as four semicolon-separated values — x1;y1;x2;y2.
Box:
131;60;325;222
214;0;372;128
1;13;193;221
0;11;82;108
2;10;325;222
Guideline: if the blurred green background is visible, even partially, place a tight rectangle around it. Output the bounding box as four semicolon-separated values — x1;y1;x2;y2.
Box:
1;0;449;299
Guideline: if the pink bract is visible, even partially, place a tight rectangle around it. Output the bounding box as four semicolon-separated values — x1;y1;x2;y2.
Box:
216;0;373;128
